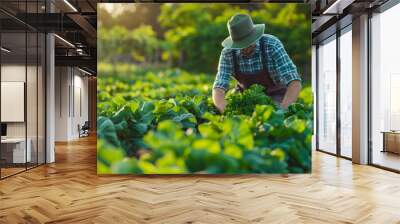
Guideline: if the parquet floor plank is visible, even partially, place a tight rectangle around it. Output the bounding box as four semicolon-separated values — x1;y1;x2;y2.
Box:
0;136;399;223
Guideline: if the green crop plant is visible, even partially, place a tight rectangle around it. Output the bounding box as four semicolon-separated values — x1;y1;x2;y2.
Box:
97;68;312;174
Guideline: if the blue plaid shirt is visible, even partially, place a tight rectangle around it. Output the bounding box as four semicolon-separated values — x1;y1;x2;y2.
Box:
213;34;301;91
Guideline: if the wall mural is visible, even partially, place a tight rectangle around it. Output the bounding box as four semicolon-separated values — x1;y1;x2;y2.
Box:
97;3;312;174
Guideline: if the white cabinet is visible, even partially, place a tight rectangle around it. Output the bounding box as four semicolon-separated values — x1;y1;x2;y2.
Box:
1;138;32;163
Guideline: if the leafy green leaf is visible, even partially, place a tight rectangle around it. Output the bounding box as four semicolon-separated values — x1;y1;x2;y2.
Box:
97;117;119;146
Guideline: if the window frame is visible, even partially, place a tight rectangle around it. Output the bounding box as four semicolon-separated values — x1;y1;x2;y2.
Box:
367;0;400;173
315;20;353;161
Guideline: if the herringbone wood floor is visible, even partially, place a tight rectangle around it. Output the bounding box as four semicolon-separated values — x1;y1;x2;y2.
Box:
0;136;400;224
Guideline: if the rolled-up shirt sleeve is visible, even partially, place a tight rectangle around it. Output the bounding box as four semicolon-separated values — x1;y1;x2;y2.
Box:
269;36;301;86
213;49;233;91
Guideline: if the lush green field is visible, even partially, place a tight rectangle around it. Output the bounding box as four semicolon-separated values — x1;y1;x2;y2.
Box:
97;68;313;174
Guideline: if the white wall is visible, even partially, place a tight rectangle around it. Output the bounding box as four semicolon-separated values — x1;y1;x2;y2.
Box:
55;66;70;141
1;65;26;139
1;65;26;81
1;82;25;122
55;67;89;141
71;73;89;138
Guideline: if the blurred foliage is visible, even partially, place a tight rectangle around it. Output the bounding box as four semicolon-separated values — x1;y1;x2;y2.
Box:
98;3;311;83
98;25;159;63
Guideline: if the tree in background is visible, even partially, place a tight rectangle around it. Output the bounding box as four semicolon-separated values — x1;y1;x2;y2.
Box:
159;3;310;80
251;4;311;81
98;25;159;64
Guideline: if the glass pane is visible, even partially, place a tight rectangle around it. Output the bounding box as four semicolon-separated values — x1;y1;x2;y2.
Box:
27;31;38;169
26;0;39;169
340;28;352;158
38;32;45;165
0;0;46;178
371;3;400;171
1;30;27;177
317;36;337;154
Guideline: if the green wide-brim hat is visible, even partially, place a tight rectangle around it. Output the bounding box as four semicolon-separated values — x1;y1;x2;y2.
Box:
222;14;265;49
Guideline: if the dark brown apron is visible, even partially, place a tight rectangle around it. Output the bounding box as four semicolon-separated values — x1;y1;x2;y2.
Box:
232;37;287;103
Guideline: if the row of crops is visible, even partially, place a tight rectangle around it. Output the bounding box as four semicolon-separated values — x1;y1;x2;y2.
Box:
97;69;313;174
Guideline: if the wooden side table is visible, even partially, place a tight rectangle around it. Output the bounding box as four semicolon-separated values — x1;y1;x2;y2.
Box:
381;131;400;154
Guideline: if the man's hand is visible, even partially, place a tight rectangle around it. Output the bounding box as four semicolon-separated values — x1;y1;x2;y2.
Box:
212;88;227;113
280;80;301;109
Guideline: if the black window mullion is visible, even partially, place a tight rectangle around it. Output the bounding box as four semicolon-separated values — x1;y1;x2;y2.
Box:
25;0;28;171
36;0;39;168
367;11;373;165
0;19;2;180
336;27;341;157
44;32;47;164
315;44;319;151
43;0;48;165
73;68;75;118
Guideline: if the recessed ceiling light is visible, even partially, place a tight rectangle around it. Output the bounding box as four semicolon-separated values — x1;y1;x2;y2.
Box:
78;67;92;76
1;47;11;53
54;34;75;48
63;0;78;12
322;0;354;15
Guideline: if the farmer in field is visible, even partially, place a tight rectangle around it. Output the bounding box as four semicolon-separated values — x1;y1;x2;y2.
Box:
213;13;302;112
